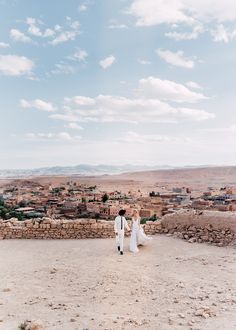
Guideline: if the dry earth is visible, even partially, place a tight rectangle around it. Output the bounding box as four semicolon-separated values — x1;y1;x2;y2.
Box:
0;236;236;330
2;166;236;194
12;166;236;193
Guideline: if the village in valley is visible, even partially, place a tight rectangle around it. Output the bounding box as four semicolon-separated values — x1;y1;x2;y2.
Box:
1;178;236;222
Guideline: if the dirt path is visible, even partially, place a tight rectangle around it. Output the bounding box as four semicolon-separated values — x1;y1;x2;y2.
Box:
0;236;236;330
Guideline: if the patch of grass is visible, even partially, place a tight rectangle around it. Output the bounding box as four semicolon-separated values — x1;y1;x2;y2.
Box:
18;321;30;330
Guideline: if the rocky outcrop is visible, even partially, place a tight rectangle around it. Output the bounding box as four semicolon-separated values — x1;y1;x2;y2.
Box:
161;210;236;247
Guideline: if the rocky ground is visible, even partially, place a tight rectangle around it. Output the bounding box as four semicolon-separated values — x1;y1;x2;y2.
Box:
0;236;236;330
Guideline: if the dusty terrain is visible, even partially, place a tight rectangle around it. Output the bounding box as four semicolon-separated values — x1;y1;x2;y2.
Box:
1;166;236;194
2;166;234;193
0;236;236;330
81;166;236;192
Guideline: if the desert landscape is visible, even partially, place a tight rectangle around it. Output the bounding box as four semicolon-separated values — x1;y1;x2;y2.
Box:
1;236;236;330
0;168;236;329
30;166;236;193
2;0;236;329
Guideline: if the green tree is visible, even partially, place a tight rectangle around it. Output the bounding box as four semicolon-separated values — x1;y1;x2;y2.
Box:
102;193;109;203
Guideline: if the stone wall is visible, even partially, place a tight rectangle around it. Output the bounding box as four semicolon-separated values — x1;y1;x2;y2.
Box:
0;218;162;240
1;210;236;247
161;210;236;247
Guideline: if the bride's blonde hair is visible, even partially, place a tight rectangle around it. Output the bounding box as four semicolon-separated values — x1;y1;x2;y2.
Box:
132;209;139;217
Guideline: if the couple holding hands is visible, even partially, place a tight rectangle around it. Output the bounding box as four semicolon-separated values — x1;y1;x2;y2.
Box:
114;209;152;255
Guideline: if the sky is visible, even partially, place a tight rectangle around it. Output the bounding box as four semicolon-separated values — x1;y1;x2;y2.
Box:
0;0;236;169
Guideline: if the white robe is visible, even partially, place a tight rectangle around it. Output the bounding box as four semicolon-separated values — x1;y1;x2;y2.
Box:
130;217;152;253
114;215;129;252
129;218;140;253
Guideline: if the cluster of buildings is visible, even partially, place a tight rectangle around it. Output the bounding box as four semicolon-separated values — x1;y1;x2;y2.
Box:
0;180;144;220
0;180;236;221
192;187;236;212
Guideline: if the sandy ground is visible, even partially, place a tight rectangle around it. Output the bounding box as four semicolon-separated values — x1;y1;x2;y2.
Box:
31;166;236;192
0;236;236;330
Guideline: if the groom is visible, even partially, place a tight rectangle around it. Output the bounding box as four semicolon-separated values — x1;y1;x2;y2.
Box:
114;209;130;255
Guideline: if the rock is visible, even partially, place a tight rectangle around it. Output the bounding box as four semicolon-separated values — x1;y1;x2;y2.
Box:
30;320;44;330
195;310;203;317
50;268;57;274
194;307;216;318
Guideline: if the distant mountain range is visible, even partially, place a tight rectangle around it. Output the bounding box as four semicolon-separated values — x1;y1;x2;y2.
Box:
0;164;217;178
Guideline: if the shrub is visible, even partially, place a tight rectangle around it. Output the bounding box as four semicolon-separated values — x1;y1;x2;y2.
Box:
18;321;30;330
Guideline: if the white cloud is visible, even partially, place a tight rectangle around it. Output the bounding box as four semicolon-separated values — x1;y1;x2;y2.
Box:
0;41;10;48
48;76;212;125
50;30;79;45
64;96;96;106
50;92;213;124
58;132;74;141
50;112;81;122
65;122;84;130
211;24;229;43
165;25;204;40
138;59;151;65
128;0;192;27
108;19;128;30
10;29;32;43
211;24;236;43
54;25;62;32
20;99;57;112
51;62;76;75
184;0;236;22
26;17;55;38
24;132;81;142
49;18;81;45
137;76;207;103
79;4;87;12
128;0;236;27
27;18;42;37
99;55;116;69
118;131;191;144
128;0;236;42
68;49;88;62
0;55;34;76
200;125;236;133
10;17;80;46
186;81;203;90
156;49;195;69
69;20;80;30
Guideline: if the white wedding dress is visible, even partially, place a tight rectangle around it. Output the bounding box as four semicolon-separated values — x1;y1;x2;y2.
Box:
129;218;152;253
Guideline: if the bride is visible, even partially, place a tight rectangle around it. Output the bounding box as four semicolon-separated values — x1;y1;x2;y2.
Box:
129;209;152;253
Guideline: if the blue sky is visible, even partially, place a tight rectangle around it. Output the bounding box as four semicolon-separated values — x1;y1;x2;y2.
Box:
0;0;236;169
